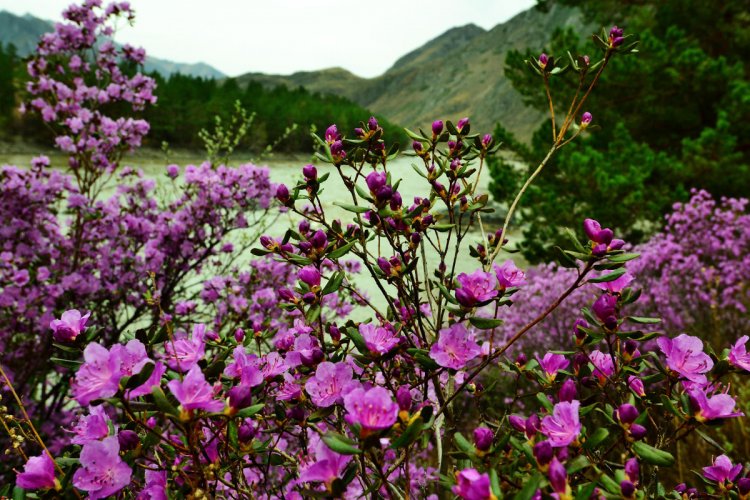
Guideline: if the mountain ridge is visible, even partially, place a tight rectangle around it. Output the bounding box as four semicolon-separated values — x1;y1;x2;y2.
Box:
0;10;225;79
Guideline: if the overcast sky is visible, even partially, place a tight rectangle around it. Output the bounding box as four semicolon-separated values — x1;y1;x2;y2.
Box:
0;0;535;77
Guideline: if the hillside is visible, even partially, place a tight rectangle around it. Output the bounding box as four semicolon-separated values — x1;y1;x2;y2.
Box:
236;3;586;142
0;10;225;79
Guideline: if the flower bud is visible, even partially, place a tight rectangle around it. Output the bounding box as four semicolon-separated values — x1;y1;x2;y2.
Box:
234;328;245;343
515;352;528;368
310;229;328;250
302;164;317;180
615;404;639;425
629;423;647;440
473;427;494;452
738;477;750;497
581;112;592;127
558;380;578;403
228;385;253;411
432;120;443;136
481;134;492;148
238;421;256;443
625;458;639;483
620;480;636;499
412;140;423;153
539;52;549;68
275;183;290;203
368;116;379;130
549;458;568;494
324;124;339;143
456;117;470;133
509;415;526;433
117;430;140;451
533;440;553;467
298;266;321;287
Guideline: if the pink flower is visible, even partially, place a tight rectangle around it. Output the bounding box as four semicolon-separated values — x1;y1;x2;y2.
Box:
594;272;634;293
305;361;354;407
72;343;121;406
536;353;569;382
455;269;498;307
298;438;352;487
729;336;750;371
16;453;56;490
167;365;224;413
657;334;713;385
541;400;581;447
161;324;206;372
49;309;90;342
452;468;493;500
589;350;615;384
359;323;400;356
689;387;744;422
298;266;321;287
430;323;482;370
70;405;111;445
493;260;526;289
343;386;398;434
703;454;742;484
72;436;132;499
628;376;646;397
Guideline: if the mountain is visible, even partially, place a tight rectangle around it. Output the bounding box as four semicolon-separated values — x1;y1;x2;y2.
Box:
236;3;586;142
0;10;225;79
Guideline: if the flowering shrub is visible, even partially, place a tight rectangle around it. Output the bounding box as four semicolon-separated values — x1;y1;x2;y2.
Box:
3;4;749;499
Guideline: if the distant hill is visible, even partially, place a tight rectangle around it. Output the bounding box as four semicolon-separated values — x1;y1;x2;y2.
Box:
0;10;225;79
236;4;586;142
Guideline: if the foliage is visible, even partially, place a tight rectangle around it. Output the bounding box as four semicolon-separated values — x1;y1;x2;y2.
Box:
490;0;750;263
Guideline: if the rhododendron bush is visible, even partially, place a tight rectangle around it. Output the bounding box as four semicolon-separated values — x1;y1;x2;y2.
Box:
3;2;750;499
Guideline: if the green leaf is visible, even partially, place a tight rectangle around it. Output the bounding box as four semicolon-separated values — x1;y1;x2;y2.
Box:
236;403;265;418
695;428;725;452
151;386;179;417
583;428;609;450
321;271;345;296
587;268;627;283
608;252;640;263
333;201;370;214
575;483;598;500
404;128;428;142
626;316;661;324
305;305;322;323
390;416;424;449
50;357;82;369
328;240;356;259
469;317;504;329
536;393;554;412
513;472;542;500
322;432;362;455
121;362;155;391
632;441;675;466
453;432;474;454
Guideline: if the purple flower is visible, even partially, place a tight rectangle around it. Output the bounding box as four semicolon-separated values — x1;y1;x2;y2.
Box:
609;26;625;47
729;335;750;371
583;218;613;245
305;361;354;407
430;323;482;370
657;334;713;385
541;400;581;447
703;455;742;484
359;322;400;356
16;453;57;490
538;53;549;67
324;124;339;143
536;353;569;382
558;379;578;402
628;376;646;397
581;112;593;126
534;440;553;466
49;309;90;342
343;386;398;435
72;343;121;406
455;268;498;307
366;171;388;194
166;164;180;178
72;436;132;499
167;365;224;413
689;387;744;422
452;468;493;500
493;260;526;289
625;458;639;483
299;438;352;488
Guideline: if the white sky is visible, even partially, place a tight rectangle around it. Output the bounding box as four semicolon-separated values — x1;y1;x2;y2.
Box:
0;0;535;77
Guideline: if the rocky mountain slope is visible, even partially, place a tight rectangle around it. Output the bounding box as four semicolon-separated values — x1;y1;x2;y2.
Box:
236;3;585;142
